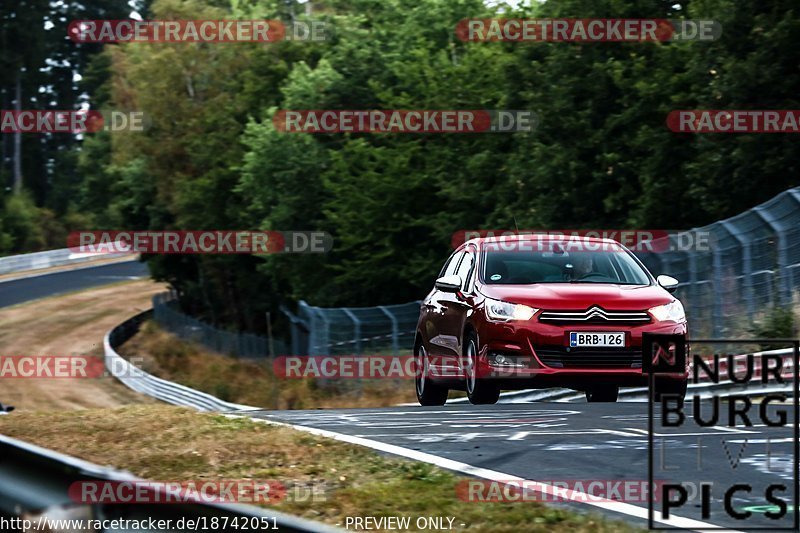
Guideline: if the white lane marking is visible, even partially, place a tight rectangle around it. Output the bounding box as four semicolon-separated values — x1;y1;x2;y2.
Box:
711;425;758;433
507;428;641;440
728;438;794;444
624;427;758;437
242;415;741;531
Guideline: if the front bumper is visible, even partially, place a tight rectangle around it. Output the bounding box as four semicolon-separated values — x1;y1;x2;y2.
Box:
474;317;688;389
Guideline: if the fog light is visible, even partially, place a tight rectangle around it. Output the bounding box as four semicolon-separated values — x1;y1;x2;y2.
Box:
490;353;526;367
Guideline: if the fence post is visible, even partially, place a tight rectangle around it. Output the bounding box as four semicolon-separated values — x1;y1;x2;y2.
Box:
298;301;318;353
721;221;754;317
711;230;725;337
315;307;331;355
378;306;399;355
754;203;795;307
686;249;697;309
342;308;362;355
281;306;307;355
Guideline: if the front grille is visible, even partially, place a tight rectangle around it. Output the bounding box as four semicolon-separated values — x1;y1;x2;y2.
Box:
538;306;651;324
535;347;642;368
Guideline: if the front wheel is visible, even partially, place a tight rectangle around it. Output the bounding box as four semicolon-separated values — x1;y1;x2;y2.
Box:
585;386;619;402
464;333;499;405
415;343;448;406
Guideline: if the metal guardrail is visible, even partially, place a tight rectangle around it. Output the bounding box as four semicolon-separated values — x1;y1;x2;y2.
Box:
0;433;340;532
104;309;260;413
0;247;132;275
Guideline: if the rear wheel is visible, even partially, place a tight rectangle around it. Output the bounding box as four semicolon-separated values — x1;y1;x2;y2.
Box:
415;343;448;406
585;386;619;402
464;333;500;405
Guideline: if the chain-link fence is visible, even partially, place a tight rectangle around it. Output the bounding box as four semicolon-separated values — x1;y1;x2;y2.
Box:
636;186;800;338
151;290;419;358
283;300;422;356
152;292;288;358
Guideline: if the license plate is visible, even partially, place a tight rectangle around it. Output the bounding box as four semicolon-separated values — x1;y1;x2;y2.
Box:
569;332;625;348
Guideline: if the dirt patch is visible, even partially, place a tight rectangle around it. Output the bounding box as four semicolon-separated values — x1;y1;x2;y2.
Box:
0;279;167;412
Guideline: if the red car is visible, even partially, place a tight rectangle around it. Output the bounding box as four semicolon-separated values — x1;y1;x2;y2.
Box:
414;234;688;405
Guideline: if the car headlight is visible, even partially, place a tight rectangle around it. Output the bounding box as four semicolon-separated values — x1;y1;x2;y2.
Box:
485;298;538;321
649;300;685;322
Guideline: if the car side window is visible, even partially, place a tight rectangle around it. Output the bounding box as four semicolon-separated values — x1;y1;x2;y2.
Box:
442;251;464;278
457;252;475;291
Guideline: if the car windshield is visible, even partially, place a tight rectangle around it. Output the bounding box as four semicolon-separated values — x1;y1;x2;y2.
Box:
481;245;651;285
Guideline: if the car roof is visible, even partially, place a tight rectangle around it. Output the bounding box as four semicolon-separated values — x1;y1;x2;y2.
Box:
463;234;623;247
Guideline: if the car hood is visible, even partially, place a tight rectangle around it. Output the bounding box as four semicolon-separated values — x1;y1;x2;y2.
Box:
478;283;673;310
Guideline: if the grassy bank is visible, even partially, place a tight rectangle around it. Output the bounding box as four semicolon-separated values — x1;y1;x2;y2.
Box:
0;406;637;532
118;320;422;409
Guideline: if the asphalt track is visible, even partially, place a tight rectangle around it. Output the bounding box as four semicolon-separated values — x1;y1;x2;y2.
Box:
4;260;797;530
0;260;149;309
250;402;798;530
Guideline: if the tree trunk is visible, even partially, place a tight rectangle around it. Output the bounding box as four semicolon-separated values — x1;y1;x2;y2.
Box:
12;72;22;193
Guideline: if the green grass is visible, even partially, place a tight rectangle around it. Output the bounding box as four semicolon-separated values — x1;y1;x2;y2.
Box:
0;405;640;532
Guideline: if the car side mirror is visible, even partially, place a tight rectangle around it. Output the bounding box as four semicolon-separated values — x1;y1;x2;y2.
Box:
435;274;463;293
657;274;680;293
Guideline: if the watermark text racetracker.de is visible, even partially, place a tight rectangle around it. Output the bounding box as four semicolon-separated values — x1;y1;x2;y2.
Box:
273;354;547;380
668;110;800;133
0;355;145;379
0;110;145;133
457;479;666;503
451;229;713;253
68;19;327;43
69;479;326;504
68;230;332;254
273;110;537;133
456;18;721;42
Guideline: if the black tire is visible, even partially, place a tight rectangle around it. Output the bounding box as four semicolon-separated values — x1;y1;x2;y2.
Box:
415;342;448;406
585;386;619;402
654;378;688;403
464;333;500;405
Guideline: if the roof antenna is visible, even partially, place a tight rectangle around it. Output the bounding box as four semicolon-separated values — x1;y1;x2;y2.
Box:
513;216;519;234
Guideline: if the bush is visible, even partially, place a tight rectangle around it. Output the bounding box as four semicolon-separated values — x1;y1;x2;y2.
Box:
0;193;46;253
0;192;90;255
750;307;795;350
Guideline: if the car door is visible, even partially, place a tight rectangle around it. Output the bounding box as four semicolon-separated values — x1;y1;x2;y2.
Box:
422;250;463;363
436;247;477;371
